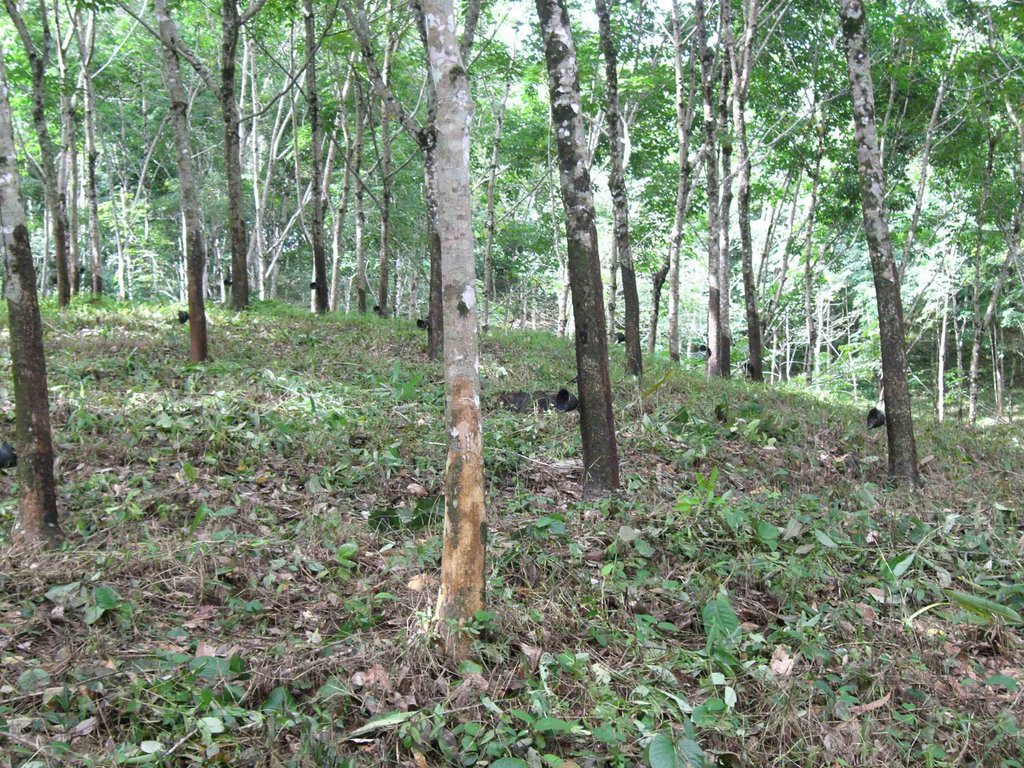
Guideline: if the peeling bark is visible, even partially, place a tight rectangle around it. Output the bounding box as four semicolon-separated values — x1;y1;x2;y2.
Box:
420;0;485;659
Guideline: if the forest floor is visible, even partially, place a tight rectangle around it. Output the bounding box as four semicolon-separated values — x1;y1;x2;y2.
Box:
1;300;1023;768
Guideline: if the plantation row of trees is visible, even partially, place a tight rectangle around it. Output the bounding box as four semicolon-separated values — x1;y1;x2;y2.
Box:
2;0;1022;652
0;0;1020;414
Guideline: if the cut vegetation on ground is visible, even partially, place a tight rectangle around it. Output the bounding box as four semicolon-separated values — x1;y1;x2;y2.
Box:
1;302;1023;767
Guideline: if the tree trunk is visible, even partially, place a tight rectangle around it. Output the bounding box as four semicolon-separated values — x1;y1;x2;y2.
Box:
732;0;762;380
0;53;61;546
596;0;641;376
937;284;948;422
482;77;512;329
696;0;724;377
420;0;485;660
4;0;71;307
968;102;1024;423
156;0;208;362
377;110;392;314
222;0;250;310
717;0;733;377
304;0;329;314
654;24;698;360
75;12;104;296
354;87;368;313
536;0;620;495
840;0;918;487
804;122;823;385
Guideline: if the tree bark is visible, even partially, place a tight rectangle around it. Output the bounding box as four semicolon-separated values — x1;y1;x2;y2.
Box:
354;86;368;313
420;0;485;660
0;51;61;546
304;0;329;314
656;4;698;360
75;12;104;295
596;0;641;376
804;121;823;385
155;0;208;362
717;0;733;377
840;0;918;486
732;0;762;380
4;0;71;307
696;0;724;377
222;0;249;310
376;110;392;314
482;74;512;329
536;0;619;494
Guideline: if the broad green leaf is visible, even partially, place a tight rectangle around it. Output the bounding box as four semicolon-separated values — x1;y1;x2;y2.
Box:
490;759;529;768
646;732;677;768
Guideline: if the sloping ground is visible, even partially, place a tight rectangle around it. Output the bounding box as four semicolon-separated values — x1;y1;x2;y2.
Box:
1;301;1022;768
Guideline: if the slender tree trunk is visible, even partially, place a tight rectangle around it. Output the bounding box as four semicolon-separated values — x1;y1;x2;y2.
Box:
377;110;392;314
732;0;762;380
482;76;512;329
596;0;641;376
898;43;957;280
547;116;570;337
222;0;250;310
937;283;948;422
967;133;995;422
0;53;61;546
156;0;208;362
4;0;71;307
537;0;620;494
354;88;368;313
804;121;823;385
717;0;733;377
420;0;485;660
840;0;918;486
969;103;1023;423
696;0;723;377
762;166;802;346
75;13;103;296
304;0;329;314
660;12;697;360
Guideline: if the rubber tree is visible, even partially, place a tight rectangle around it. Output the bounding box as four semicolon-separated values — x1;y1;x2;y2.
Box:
536;0;620;495
595;0;641;377
418;0;486;660
3;0;71;307
0;50;61;545
840;0;918;486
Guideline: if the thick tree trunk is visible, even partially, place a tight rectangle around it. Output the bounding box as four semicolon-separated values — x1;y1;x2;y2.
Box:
4;0;71;307
696;0;724;377
596;0;641;376
536;0;620;494
420;0;485;660
156;0;208;362
732;0;762;380
0;54;61;546
425;141;445;359
840;0;918;486
304;0;329;314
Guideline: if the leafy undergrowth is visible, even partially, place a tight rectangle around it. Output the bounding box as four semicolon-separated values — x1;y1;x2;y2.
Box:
1;299;1022;768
